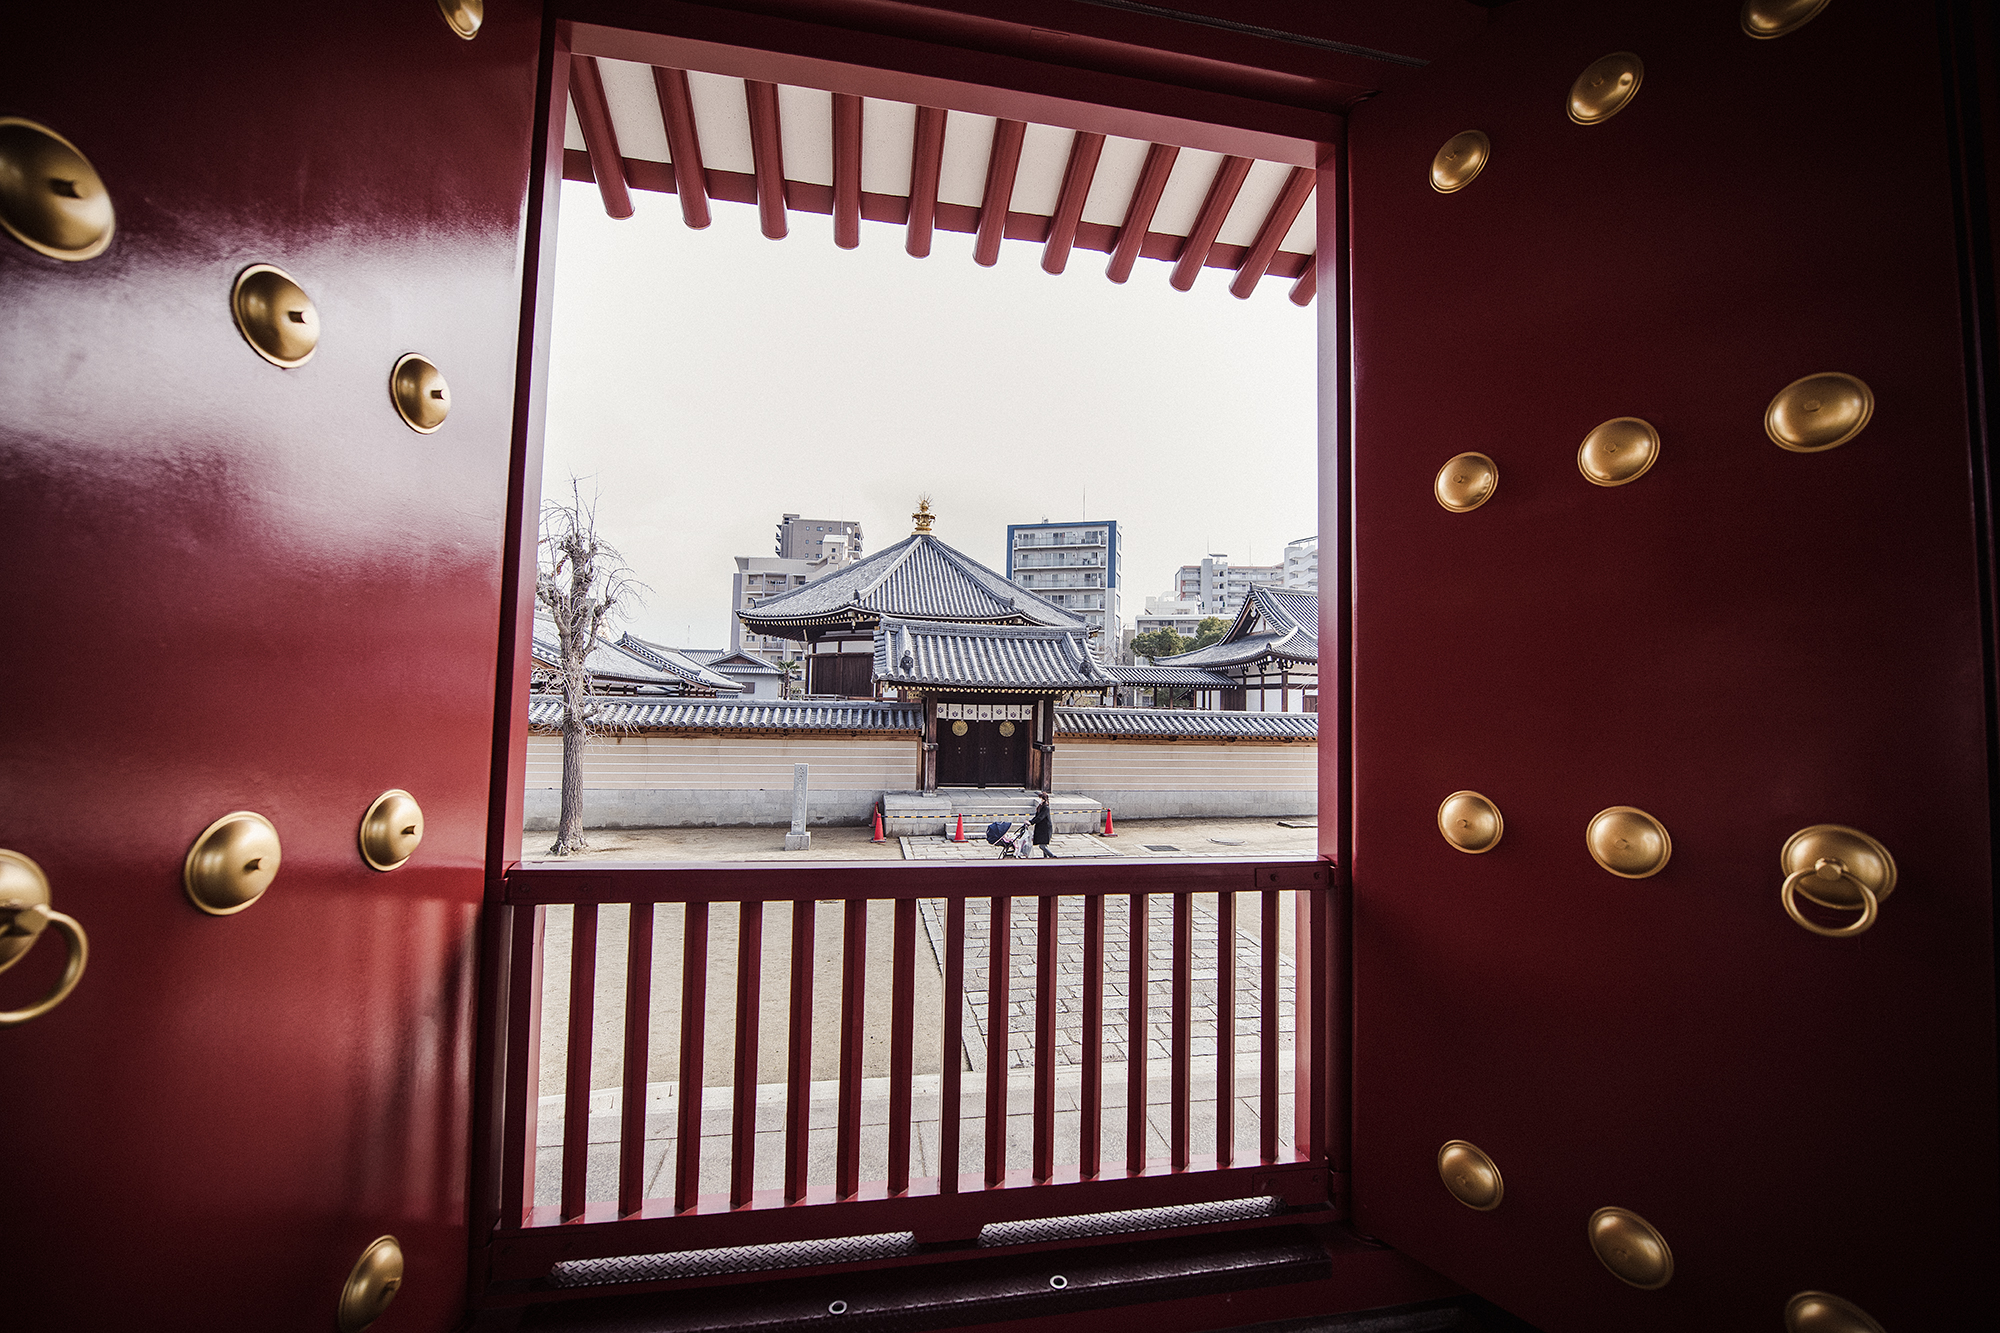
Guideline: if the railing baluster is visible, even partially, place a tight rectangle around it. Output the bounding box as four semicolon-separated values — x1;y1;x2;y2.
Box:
836;898;868;1199
1126;892;1148;1176
784;899;815;1204
730;900;762;1209
985;894;1011;1188
940;896;965;1194
1081;892;1103;1179
1032;894;1057;1183
888;898;917;1195
674;901;709;1214
500;904;545;1227
1171;890;1191;1173
619;903;655;1216
1261;887;1280;1165
561;903;599;1221
1215;889;1235;1168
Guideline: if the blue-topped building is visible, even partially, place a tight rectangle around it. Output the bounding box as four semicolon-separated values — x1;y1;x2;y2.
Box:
1004;518;1122;652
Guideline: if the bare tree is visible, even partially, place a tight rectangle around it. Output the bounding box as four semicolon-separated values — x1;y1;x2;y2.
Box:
536;480;645;856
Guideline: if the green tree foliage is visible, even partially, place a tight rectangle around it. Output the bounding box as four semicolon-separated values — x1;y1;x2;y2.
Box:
1130;627;1188;661
1192;616;1229;648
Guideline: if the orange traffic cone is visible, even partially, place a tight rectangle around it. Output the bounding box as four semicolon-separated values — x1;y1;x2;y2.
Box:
871;807;886;843
952;814;965;842
1102;808;1116;837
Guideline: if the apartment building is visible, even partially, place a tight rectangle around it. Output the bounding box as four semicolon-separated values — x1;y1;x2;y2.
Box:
1005;519;1122;648
775;513;864;563
1174;553;1285;616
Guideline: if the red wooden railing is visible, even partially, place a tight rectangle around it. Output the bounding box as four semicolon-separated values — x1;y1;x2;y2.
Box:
477;859;1336;1294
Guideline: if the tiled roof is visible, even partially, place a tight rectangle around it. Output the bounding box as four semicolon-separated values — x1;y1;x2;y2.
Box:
1107;665;1239;687
529;695;920;732
1055;707;1318;739
616;633;750;693
690;650;784;676
874;618;1115;691
740;533;1083;633
531;619;693;692
1155;586;1319;670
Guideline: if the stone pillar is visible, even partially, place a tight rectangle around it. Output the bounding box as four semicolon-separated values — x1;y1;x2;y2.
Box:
784;763;811;850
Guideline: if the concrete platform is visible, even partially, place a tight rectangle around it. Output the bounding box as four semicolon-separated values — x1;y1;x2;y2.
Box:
881;789;1103;838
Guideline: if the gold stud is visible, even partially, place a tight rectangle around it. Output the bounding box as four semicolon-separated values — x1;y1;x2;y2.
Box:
0;117;115;261
436;0;483;39
1437;1140;1504;1210
1765;373;1872;452
1437;792;1504;854
1568;52;1645;125
337;1235;405;1333
1743;0;1832;40
359;790;426;871
231;264;320;368
1587;1207;1673;1289
1786;1291;1886;1333
183;812;282;916
1578;417;1660;487
1434;452;1498;512
389;354;451;433
1430;131;1491;194
1585;806;1671;879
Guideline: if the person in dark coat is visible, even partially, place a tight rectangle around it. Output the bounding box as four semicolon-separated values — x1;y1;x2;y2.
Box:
1029;796;1056;858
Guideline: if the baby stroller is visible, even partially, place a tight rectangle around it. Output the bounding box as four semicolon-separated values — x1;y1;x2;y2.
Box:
983;818;1031;859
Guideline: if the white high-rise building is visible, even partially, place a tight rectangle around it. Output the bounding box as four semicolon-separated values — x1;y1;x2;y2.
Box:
1174;554;1285;616
1006;520;1123;648
1283;535;1318;591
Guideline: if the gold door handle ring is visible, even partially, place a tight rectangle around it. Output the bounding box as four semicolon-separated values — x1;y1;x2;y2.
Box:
1781;858;1879;938
0;908;89;1028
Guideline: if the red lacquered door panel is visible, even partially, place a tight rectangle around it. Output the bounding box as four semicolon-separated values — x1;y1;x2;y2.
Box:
0;4;541;1328
1346;1;1997;1328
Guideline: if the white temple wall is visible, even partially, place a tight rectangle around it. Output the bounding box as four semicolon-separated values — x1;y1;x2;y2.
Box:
525;732;1317;826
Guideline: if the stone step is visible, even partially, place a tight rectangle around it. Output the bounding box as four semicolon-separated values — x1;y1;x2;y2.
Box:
881;789;1104;836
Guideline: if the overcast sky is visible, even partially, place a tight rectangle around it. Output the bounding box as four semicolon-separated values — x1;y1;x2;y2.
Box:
542;178;1318;649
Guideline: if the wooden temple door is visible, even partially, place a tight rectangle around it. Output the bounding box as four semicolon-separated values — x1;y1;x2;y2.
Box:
0;3;545;1328
1339;2;1998;1329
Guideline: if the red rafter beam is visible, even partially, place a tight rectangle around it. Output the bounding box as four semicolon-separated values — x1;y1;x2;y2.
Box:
974;119;1026;268
1106;143;1178;284
570;55;633;220
1042;131;1105;275
906;107;945;258
1171;155;1254;292
832;93;863;250
745;79;788;240
1229;166;1314;299
1290;260;1317;307
652;67;710;230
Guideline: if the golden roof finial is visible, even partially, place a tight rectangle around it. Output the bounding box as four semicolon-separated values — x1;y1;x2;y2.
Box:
912;494;934;535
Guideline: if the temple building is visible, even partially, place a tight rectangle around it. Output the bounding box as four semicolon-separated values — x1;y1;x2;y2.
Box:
739;500;1116;791
1154;585;1319;712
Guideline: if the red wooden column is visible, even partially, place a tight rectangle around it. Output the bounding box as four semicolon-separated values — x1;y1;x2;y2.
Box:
674;902;710;1213
836;898;868;1198
939;895;966;1194
619;904;655;1216
560;903;599;1221
832;92;863;250
569;55;632;220
784;900;815;1203
1081;893;1104;1178
1125;892;1149;1175
1215;888;1236;1168
729;901;763;1209
985;895;1012;1187
1032;894;1058;1182
974;119;1026;267
888;898;918;1195
906;106;946;259
744;80;788;240
1260;888;1280;1165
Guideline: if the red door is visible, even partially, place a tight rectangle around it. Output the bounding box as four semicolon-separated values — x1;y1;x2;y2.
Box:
1344;1;1997;1328
0;3;543;1328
